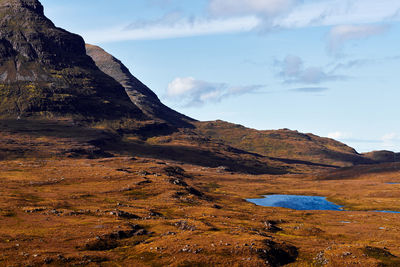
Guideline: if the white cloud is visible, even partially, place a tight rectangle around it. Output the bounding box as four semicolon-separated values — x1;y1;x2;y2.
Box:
166;77;262;106
209;0;297;17
277;55;347;84
328;24;389;51
290;87;329;93
327;132;351;139
81;0;400;43
381;133;399;150
277;0;400;28
83;16;260;43
382;133;397;142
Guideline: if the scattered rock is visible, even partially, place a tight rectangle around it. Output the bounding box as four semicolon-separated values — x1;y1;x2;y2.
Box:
137;170;150;176
264;221;283;233
216;166;231;173
174;220;197;231
169;178;188;187
162;231;176;236
23;207;46;213
314;251;329;265
109;210;140;219
342;251;352;257
148;210;163;217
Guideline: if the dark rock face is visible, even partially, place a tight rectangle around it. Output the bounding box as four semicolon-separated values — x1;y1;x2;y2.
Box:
0;0;144;119
86;44;194;127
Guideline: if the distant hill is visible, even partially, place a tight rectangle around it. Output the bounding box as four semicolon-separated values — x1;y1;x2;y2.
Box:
194;120;375;167
363;150;400;163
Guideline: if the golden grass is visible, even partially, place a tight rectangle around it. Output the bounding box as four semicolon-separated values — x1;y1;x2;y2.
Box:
0;120;399;266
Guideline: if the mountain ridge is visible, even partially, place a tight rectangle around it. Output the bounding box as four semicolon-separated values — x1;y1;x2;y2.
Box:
85;44;194;128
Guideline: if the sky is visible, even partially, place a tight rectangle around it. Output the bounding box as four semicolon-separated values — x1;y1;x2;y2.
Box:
41;0;400;153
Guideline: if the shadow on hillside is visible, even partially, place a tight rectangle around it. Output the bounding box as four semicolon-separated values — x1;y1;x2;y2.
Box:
316;162;400;180
269;157;339;168
102;139;288;175
0;119;109;139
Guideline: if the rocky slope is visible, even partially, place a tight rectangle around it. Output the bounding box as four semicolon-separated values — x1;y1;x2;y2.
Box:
85;44;194;128
0;0;144;120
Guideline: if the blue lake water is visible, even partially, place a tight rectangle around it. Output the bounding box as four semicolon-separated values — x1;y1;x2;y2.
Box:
247;195;343;211
247;194;400;213
386;182;400;184
373;210;400;214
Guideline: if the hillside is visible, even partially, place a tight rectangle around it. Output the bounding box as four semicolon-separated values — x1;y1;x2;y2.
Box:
195;120;374;167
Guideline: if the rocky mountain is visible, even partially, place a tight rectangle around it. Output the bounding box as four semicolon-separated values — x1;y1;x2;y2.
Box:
85;44;194;128
0;0;144;120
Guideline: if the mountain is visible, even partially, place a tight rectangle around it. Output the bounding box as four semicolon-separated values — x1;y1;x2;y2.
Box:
194;120;375;167
0;0;144;120
85;44;194;128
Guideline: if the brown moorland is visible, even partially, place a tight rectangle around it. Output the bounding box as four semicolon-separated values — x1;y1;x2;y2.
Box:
0;120;399;266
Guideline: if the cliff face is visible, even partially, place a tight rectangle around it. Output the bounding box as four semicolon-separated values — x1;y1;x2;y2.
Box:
86;44;194;127
0;0;144;119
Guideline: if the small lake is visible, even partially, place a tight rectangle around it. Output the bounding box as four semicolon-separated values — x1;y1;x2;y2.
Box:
247;194;400;213
247;195;343;211
386;182;400;184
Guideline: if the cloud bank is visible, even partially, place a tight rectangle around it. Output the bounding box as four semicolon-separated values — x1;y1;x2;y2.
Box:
209;0;298;17
84;16;260;43
166;77;263;106
83;0;400;43
328;24;389;51
276;55;346;84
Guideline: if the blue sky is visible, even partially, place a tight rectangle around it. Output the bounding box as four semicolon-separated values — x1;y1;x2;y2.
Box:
41;0;400;153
